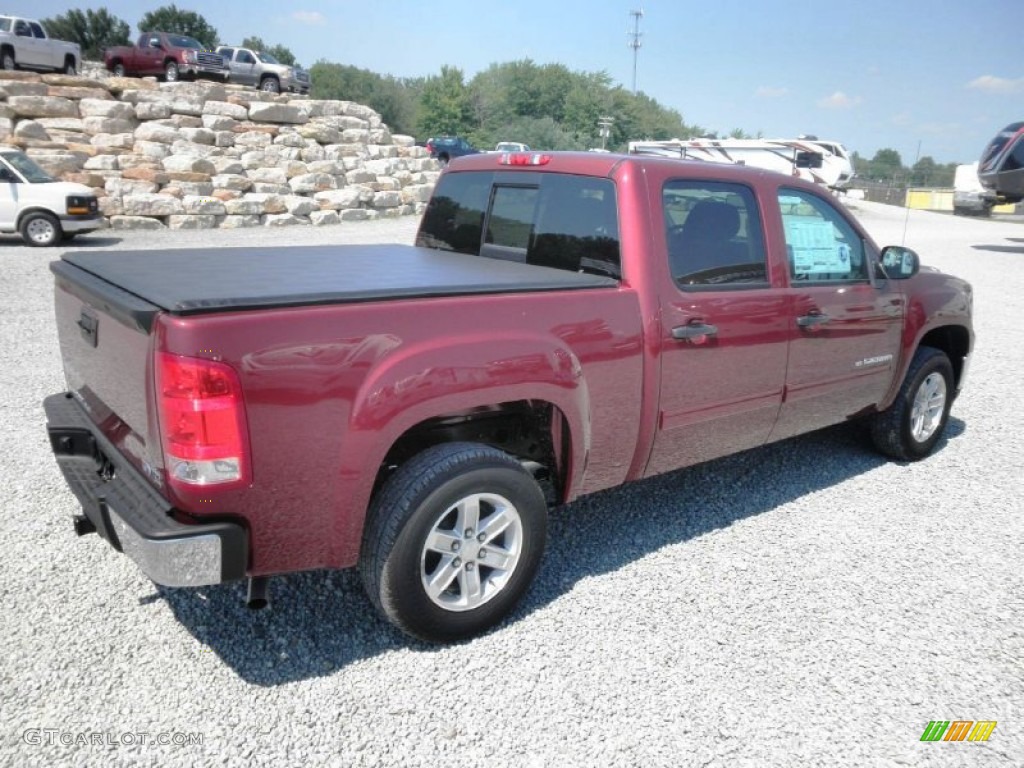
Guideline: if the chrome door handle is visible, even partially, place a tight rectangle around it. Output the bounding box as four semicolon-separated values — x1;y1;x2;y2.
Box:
796;312;831;328
672;322;719;340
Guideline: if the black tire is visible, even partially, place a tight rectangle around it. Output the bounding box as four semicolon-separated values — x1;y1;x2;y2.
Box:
164;60;179;82
63;57;76;75
112;62;126;78
361;442;547;643
437;154;450;167
1;48;15;71
260;75;280;93
869;346;954;461
19;212;62;247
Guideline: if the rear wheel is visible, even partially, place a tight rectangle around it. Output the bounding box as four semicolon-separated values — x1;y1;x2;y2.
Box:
869;346;954;461
112;62;126;77
361;442;547;643
20;212;62;247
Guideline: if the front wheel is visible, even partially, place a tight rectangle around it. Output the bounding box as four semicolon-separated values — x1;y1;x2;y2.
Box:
1;50;15;71
164;60;179;82
869;346;954;461
361;442;547;643
260;76;280;93
20;212;63;247
63;58;76;75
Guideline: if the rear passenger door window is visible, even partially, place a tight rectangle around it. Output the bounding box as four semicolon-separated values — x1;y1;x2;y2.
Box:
778;189;867;283
417;171;621;278
663;181;768;288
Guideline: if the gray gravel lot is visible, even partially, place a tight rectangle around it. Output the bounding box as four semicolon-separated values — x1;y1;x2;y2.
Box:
1;203;1021;767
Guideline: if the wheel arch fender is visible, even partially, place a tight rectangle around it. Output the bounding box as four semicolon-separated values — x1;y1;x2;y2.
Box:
16;206;60;228
336;333;591;555
883;319;972;409
882;273;974;409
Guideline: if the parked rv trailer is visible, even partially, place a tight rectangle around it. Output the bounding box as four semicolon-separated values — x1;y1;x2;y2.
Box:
628;137;854;190
978;122;1024;203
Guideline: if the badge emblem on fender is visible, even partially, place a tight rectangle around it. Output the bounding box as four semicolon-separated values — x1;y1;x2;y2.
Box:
855;354;893;368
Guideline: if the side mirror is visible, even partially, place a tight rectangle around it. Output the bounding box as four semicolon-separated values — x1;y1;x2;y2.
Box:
880;245;920;279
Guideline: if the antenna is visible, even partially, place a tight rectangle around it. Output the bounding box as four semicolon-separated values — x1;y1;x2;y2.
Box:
628;8;644;94
901;139;922;245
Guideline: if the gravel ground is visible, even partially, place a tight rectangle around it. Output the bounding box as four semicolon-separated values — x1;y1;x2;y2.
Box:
0;202;1021;767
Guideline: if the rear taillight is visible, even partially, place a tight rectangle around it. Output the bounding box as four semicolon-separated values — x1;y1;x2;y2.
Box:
156;352;249;487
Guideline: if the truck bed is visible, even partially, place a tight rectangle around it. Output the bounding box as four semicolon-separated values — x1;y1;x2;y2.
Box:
55;244;616;329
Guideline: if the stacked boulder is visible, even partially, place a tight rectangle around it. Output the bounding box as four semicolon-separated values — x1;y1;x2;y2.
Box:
0;69;439;230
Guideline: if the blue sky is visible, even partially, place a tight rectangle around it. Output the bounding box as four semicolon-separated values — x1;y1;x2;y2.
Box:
10;0;1021;164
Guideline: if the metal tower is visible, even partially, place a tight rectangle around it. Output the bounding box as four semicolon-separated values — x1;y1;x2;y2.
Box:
628;9;644;94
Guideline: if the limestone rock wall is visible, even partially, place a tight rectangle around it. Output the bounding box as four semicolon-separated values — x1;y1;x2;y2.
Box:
0;68;439;231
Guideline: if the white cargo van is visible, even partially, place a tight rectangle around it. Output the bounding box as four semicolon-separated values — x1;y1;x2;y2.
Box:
0;146;101;246
953;162;996;217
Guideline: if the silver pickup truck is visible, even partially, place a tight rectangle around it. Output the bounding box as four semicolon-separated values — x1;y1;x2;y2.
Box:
0;15;80;74
215;45;310;94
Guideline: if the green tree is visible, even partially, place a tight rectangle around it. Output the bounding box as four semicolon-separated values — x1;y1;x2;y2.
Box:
309;61;421;136
138;5;218;48
42;8;131;59
241;36;297;67
418;66;474;138
561;75;610;147
867;148;904;181
909;156;956;187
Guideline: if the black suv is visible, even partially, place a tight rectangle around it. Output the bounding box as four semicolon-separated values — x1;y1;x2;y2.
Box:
425;136;480;166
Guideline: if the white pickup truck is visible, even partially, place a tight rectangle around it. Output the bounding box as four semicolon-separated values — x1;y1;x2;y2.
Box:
0;15;80;75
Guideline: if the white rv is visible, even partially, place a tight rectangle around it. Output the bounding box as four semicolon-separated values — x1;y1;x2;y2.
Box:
627;136;855;190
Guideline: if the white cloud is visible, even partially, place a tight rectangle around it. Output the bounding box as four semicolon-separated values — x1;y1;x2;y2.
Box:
891;111;912;127
918;121;961;136
818;91;862;109
755;86;787;98
967;75;1024;94
292;10;326;24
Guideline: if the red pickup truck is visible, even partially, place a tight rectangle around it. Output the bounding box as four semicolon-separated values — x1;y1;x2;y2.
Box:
43;152;973;642
103;32;228;82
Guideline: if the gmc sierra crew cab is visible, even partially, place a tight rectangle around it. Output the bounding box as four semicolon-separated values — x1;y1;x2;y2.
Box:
104;32;228;82
43;151;974;643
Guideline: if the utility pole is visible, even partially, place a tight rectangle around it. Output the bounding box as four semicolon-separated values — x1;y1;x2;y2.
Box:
628;8;644;94
597;116;614;150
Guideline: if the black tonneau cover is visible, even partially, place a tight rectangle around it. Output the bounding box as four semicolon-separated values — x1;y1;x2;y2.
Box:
55;244;617;330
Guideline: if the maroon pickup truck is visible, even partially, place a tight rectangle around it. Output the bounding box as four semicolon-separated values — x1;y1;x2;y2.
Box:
43;152;973;642
103;32;228;82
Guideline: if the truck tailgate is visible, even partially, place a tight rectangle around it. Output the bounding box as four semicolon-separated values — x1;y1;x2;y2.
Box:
50;260;161;481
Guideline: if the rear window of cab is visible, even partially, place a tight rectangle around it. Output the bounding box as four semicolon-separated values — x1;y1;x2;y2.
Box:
416;171;621;279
